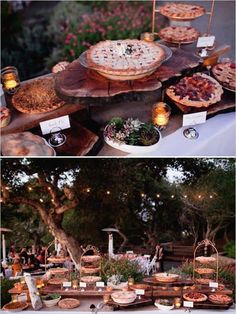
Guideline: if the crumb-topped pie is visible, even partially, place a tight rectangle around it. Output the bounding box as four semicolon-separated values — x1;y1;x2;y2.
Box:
159;3;205;20
159;26;200;44
209;294;233;305
212;62;236;91
166;73;223;107
86;39;165;79
12;76;65;114
58;298;80;309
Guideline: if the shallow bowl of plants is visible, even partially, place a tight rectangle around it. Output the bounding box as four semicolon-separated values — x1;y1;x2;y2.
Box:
154;299;174;311
104;117;161;154
42;294;61;307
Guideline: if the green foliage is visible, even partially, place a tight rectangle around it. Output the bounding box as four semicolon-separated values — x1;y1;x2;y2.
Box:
224;241;235;258
101;257;144;283
0;278;18;306
139;124;159;146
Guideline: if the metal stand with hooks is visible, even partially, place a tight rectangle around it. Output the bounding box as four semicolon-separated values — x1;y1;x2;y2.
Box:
193;239;219;283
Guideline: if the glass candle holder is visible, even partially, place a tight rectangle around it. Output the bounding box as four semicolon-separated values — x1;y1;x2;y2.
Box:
140;32;155;42
103;294;110;304
106;286;113;293
152;102;171;130
1;66;20;94
72;279;78;289
174;297;182;308
49;127;66;147
128;277;134;288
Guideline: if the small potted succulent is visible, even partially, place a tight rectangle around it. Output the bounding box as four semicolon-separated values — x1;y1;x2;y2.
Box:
42;293;61;307
104;117;161;154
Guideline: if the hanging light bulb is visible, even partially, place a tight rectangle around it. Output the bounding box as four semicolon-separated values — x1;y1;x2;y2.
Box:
86;188;91;193
39;198;44;203
198;195;202;199
106;190;110;195
141;193;145;198
156;194;160;198
47;187;51;191
28;187;33;191
171;195;174;199
209;195;213;199
5;186;10;190
184;195;187;198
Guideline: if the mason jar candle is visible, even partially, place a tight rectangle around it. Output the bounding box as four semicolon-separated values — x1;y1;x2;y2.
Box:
140;32;155;42
1;66;20;94
152;102;171;129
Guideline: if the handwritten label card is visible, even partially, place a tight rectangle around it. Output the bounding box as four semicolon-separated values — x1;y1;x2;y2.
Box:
40;115;70;135
96;281;105;288
79;282;87;288
183;301;194;308
63;281;72;288
135;289;145;295
209;282;219;288
183;112;207;127
197;36;215;48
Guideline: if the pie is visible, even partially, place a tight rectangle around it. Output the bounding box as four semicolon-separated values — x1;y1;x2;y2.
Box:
208;294;233;305
80;276;101;283
111;291;137;304
58;298;80;309
49;267;69;274
0;107;11;128
195;268;215;275
12;76;65;114
166;73;223;107
3;301;28;311
81;266;100;274
159;3;205;20
52;61;70;74
154;273;179;283
86;39;165;76
195;256;216;264
195;278;214;285
47;257;66;263
183;292;208;302
212;62;236;91
81;255;101;263
1;132;55;156
48;277;67;285
159;26;200;44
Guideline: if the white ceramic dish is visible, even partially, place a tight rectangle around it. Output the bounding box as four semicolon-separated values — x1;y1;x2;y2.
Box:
43;296;61;308
104;125;161;154
154;301;174;311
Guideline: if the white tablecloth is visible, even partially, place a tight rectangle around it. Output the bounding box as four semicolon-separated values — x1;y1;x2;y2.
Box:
131;112;236;156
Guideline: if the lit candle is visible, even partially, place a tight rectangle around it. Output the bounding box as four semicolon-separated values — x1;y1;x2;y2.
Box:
174;297;182;308
152;102;171;129
103;294;110;303
106;286;113;292
5;79;17;89
1;66;20;94
128;277;134;288
141;32;155;42
72;279;78;289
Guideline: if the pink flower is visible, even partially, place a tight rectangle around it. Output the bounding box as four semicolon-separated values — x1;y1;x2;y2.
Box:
70;49;75;57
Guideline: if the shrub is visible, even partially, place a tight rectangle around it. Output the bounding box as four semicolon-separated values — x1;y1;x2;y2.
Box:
101;257;144;283
224;241;235;259
0;278;18;307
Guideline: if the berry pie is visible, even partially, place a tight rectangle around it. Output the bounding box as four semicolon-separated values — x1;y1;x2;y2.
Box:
183;292;208;302
212;62;236;91
209;294;233;305
159;26;200;44
86;39;165;77
166;73;223;107
159;3;205;20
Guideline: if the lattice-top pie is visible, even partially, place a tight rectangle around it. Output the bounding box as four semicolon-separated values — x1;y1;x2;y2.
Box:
212;62;236;91
87;39;165;76
166;73;223;107
159;3;205;20
159;26;200;44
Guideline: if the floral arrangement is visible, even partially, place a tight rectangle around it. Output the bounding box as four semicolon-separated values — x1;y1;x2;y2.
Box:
63;1;152;61
104;117;160;146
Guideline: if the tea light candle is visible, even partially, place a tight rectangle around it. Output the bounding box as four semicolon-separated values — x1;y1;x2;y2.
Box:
128;277;134;287
72;279;78;289
106;286;113;292
152;102;171;129
174;297;182;308
103;294;110;303
1;66;20;94
140;32;155;42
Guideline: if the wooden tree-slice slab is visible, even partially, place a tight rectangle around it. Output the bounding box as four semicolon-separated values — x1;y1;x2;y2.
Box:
54;48;201;102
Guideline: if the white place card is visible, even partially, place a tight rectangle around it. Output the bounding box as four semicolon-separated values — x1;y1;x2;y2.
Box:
183;112;207;127
126;251;134;254
96;281;105;288
197;36;215;48
63;281;72;288
79;282;87;288
40;115;70;135
135;289;145;295
183;301;194;308
209;282;219;288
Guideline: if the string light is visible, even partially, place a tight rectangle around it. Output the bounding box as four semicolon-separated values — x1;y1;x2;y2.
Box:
5;187;10;190
171;195;174;199
106;191;111;195
39;198;44;203
86;188;91;193
28;187;33;191
184;195;187;198
47;187;51;191
156;194;160;198
209;195;213;199
51;199;54;202
198;195;202;199
141;193;145;197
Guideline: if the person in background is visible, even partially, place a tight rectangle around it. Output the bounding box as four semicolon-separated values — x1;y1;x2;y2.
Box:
155;243;164;272
63;255;74;270
36;249;46;264
12;256;22;276
8;244;16;260
19;248;29;264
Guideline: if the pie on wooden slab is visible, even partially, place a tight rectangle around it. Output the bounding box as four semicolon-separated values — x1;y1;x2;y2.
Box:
166;73;223;107
209;294;233;305
159;26;200;44
212;62;236;91
12;76;65;114
195;268;215;275
1;132;55;156
183;292;208;302
159;3;205;20
58;298;80;309
86;39;166;76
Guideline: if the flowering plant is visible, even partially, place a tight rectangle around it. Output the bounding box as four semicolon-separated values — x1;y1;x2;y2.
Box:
104;117;160;146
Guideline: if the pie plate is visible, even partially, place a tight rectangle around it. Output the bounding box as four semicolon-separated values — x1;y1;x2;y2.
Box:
78;44;172;81
104;125;162;154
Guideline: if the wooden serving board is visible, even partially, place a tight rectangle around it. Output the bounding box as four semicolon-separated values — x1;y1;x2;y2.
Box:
193;301;234;310
54;48;200;102
143;277;194;286
41;285;110;297
107;297;153;311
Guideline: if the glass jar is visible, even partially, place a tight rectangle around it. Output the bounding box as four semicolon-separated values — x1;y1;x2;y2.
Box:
1;66;20;94
140;32;155;42
152;102;171;129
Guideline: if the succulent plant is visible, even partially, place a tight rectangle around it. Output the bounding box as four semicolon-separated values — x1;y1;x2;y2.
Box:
139;124;159;146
